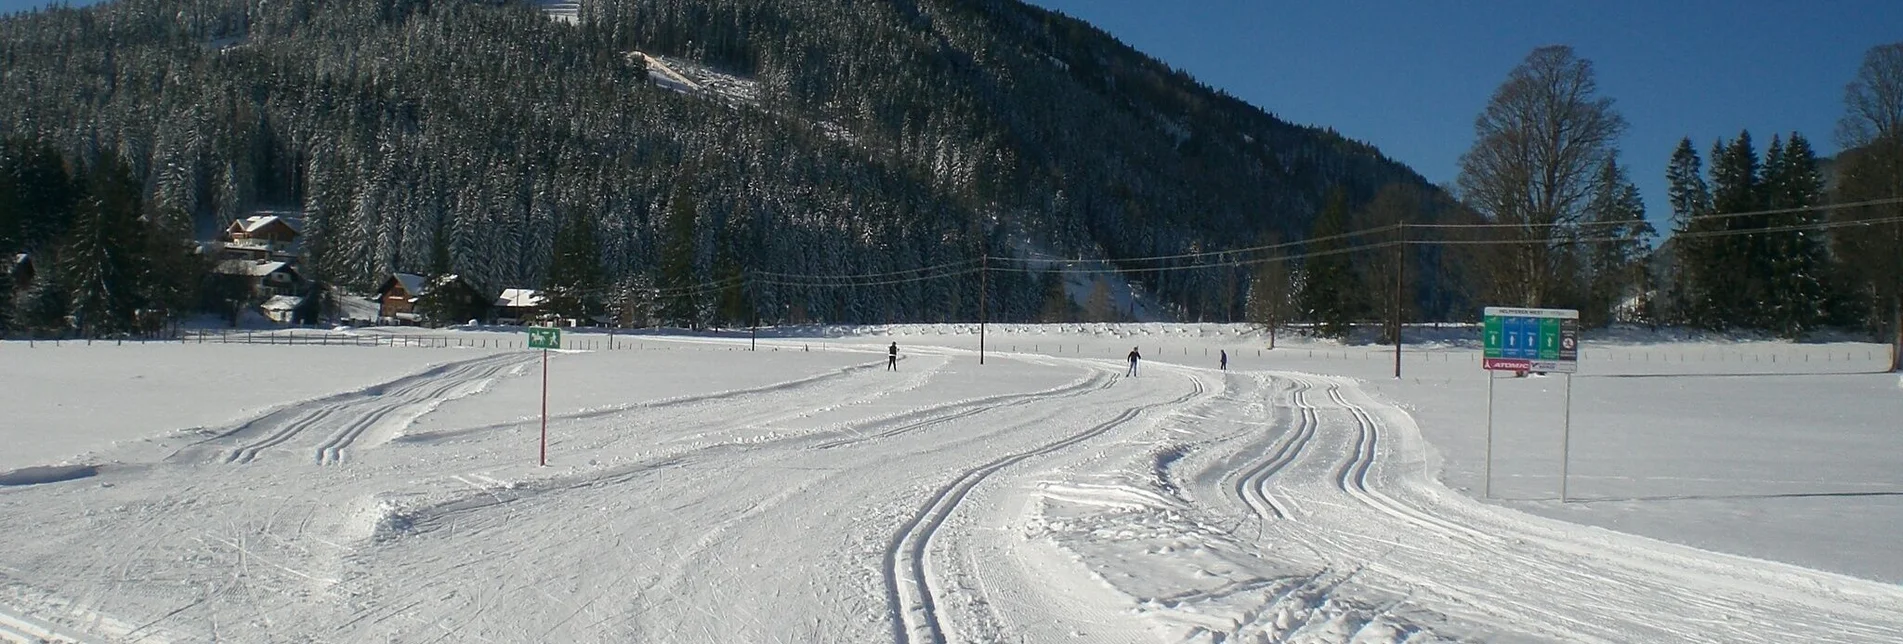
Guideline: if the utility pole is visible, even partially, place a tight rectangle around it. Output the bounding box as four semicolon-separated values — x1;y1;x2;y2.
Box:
1394;223;1405;379
979;254;988;365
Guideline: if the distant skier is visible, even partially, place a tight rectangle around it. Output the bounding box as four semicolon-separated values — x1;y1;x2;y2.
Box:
1220;349;1228;371
1126;347;1141;376
888;342;899;371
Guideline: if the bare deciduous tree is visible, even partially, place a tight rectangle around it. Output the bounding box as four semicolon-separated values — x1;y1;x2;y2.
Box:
1834;43;1903;371
1457;45;1627;308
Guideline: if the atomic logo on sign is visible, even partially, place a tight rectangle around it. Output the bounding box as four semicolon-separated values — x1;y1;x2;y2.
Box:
528;327;562;350
1482;307;1578;373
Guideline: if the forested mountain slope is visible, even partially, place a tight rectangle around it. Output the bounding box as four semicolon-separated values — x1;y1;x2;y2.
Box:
0;0;1445;324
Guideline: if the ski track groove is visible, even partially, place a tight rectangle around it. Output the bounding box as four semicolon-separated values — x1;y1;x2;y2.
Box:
395;356;910;445
807;370;1115;451
1230;377;1319;525
1267;373;1903;643
885;370;1209;644
313;356;524;465
216;353;528;465
1320;382;1492;543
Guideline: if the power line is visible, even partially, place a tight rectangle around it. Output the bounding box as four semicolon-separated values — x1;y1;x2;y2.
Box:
532;198;1903;299
1677;195;1903;223
752;267;984;288
751;258;981;282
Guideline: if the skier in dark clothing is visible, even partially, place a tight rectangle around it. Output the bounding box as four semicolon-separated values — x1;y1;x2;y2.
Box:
888;342;899;371
1220;349;1228;371
1126;347;1141;376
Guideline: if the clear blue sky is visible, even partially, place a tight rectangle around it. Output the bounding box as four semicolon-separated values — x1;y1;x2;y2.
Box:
1024;0;1903;228
7;1;1900;228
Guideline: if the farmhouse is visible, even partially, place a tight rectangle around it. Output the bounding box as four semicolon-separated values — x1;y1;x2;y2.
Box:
494;288;548;324
375;273;428;322
376;273;488;325
220;213;301;261
212;259;302;298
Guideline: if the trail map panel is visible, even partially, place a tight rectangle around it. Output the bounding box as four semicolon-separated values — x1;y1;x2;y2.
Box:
1482;307;1578;373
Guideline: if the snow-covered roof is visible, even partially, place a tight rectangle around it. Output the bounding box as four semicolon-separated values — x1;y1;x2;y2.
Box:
214;260;294;277
389;273;427;297
260;295;304;311
495;288;547;308
233;214;300;235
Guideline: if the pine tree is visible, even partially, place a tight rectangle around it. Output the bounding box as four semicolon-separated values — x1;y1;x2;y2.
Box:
611;273;659;328
659;186;701;329
1245;238;1298;348
1704;132;1764;329
544;207;605;324
1300;188;1362;339
138;204;204;334
1037;268;1070;322
1583;159;1652;326
61;156;150;336
0;139;78;253
1761;132;1829;337
710;220;751;328
13;268;67;334
1353;184;1421;342
1665;138;1715;326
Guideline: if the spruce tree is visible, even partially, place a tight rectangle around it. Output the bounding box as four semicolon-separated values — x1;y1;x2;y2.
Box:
1761;132;1829;337
709;222;751;328
1245;239;1297;348
1037;268;1070;322
1;139;78;253
1300;189;1362;339
1584;159;1652;327
544;208;605;324
1704;132;1764;329
14;268;67;334
138;204;204;335
1665;138;1715;326
659;188;701;328
61;156;150;336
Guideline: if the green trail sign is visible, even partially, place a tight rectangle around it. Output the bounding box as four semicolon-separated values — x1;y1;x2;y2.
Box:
1482;307;1578;373
528;327;562;350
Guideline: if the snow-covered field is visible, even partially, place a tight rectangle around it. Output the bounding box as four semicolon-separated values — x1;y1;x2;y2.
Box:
2;325;1899;643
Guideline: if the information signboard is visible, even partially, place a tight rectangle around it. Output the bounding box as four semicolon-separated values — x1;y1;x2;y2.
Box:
528;327;562;350
1482;307;1578;373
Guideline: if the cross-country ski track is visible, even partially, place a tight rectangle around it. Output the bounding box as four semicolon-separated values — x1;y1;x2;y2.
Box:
2;337;1901;643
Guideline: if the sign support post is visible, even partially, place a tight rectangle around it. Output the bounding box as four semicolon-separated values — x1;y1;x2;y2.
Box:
1484;370;1495;498
1561;373;1574;502
540;348;549;466
527;327;562;466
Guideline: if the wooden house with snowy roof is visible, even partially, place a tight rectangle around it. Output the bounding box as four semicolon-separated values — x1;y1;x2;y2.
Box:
219;212;301;261
376;273;487;325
